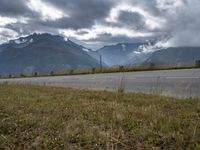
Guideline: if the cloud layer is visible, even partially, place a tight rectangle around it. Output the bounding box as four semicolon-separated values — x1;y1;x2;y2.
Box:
0;0;199;49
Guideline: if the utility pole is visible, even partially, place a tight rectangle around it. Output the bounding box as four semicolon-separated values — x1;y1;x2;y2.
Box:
100;55;102;72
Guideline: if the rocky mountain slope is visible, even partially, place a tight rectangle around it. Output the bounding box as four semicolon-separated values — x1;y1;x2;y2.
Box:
0;33;100;76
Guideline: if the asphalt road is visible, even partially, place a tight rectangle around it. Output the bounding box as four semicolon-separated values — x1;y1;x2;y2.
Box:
0;69;200;98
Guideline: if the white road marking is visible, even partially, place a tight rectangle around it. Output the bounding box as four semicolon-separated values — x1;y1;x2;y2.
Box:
93;77;136;80
166;77;200;79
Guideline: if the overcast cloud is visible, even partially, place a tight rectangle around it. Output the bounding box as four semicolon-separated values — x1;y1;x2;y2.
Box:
0;0;199;49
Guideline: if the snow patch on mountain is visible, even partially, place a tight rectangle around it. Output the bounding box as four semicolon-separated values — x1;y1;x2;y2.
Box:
15;39;28;44
135;38;170;54
127;38;169;62
12;38;34;48
30;38;34;43
121;44;126;51
82;48;89;52
64;37;68;42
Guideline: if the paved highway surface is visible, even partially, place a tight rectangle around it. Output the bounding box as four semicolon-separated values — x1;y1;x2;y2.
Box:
0;69;200;98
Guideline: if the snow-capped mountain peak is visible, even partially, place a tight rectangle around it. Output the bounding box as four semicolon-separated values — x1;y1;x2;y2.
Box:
10;37;34;48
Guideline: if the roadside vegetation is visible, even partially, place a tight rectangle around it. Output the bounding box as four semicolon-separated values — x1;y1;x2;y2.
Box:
0;84;200;149
1;65;198;79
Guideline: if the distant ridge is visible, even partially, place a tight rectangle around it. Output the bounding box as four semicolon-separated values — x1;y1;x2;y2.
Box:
145;47;200;66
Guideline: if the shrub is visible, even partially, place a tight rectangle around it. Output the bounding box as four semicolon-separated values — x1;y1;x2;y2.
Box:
195;60;200;68
20;74;25;77
119;65;124;71
50;71;54;76
150;63;155;67
92;68;96;73
70;69;74;74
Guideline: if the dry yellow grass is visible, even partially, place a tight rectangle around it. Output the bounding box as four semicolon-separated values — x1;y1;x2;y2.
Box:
3;65;196;79
0;84;200;149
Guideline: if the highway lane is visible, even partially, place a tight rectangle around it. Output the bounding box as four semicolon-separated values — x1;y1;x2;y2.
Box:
0;69;200;98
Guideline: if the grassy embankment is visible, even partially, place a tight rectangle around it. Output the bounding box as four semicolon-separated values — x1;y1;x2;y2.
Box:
3;65;196;79
0;84;200;149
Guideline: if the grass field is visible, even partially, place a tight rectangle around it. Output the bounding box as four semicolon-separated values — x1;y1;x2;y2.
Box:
0;84;200;149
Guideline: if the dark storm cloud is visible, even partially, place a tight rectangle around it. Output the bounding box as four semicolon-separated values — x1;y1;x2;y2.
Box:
118;11;146;30
0;0;117;35
0;0;31;17
85;33;143;45
36;17;94;30
0;0;200;48
40;0;116;29
45;0;115;20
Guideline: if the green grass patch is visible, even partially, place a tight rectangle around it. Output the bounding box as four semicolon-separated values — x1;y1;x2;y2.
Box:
0;84;200;149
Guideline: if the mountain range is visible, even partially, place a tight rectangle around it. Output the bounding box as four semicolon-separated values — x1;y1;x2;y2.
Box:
0;33;99;76
145;47;200;66
0;33;199;76
95;43;144;66
94;43;153;66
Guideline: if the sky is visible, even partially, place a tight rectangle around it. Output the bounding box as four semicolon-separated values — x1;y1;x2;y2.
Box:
0;0;199;49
